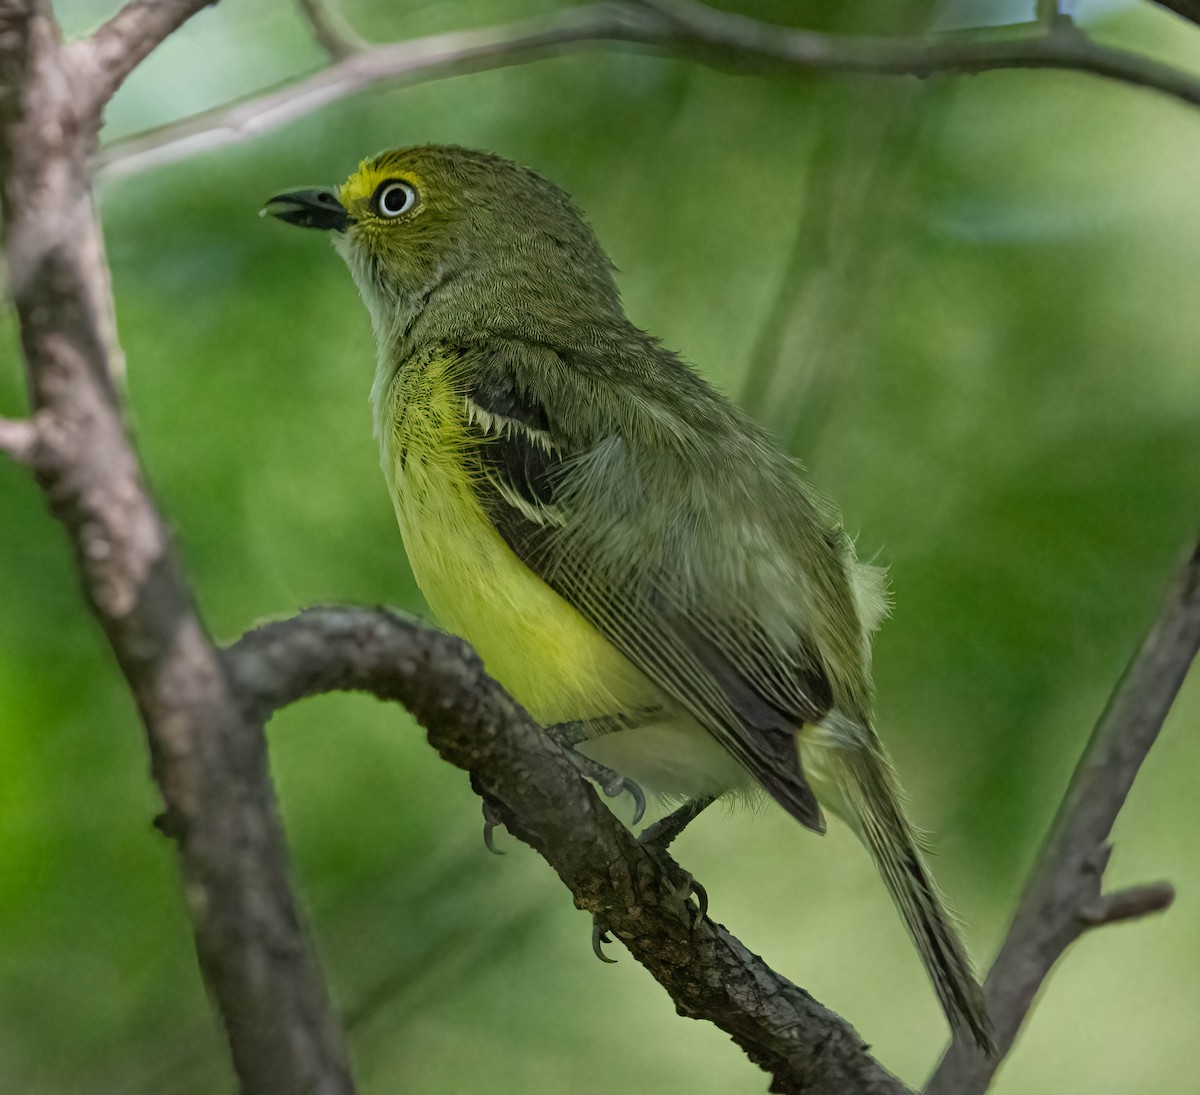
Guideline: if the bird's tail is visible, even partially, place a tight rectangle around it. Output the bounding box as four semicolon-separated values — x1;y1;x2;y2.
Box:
800;714;994;1053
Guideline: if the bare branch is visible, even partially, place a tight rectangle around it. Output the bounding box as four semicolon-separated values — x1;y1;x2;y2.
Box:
0;415;38;463
225;607;913;1095
1;5;353;1092
295;0;364;61
1078;882;1174;927
71;0;218;114
95;4;647;181
926;541;1200;1095
637;0;1200;104
96;0;1200;183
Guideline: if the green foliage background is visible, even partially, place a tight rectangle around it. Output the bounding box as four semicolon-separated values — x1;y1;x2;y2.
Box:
2;1;1199;1091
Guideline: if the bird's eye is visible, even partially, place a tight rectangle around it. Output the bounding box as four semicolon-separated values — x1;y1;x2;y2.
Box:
373;180;418;219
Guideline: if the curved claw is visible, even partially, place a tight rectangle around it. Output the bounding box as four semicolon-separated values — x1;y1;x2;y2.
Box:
592;921;619;964
627;780;647;826
483;820;505;856
688;879;709;928
603;776;646;826
481;802;506;856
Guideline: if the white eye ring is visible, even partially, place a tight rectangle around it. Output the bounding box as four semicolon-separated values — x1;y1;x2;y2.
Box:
374;180;417;219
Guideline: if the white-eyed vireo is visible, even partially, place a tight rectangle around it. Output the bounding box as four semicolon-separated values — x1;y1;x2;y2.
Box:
265;145;992;1051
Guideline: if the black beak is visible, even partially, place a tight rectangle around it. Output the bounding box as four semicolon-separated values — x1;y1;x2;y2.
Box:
261;188;350;232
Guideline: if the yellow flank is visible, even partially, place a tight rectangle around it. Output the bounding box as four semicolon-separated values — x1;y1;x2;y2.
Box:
379;350;660;726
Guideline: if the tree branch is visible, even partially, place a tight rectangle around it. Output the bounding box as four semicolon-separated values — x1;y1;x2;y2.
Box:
94;3;646;181
637;0;1200;100
1077;881;1175;927
95;0;1200;182
0;415;38;463
225;607;913;1095
926;541;1200;1095
294;0;364;61
224;535;1198;1092
71;0;218;114
0;2;354;1091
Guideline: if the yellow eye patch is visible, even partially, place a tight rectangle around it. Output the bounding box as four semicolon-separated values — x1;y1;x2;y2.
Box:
338;156;423;216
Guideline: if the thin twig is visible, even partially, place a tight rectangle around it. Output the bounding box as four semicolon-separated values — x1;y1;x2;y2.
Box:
1077;882;1175;927
69;0;218;114
96;0;1200;182
0;416;38;463
95;4;647;180
295;0;364;61
224;607;913;1095
926;541;1200;1095
637;0;1200;97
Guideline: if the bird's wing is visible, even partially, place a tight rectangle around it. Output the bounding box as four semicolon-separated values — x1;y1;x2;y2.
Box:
457;339;840;831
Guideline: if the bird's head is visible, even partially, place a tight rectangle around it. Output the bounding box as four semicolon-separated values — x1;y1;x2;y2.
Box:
263;144;624;347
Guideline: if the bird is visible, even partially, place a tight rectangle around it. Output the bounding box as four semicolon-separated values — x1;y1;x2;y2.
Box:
264;143;992;1051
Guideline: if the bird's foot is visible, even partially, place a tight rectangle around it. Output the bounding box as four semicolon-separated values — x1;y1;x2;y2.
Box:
639;797;714;931
649;856;708;930
570;751;647;825
637;795;715;854
589;801;714;963
589;866;707;965
544;737;646;825
479;720;648;853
